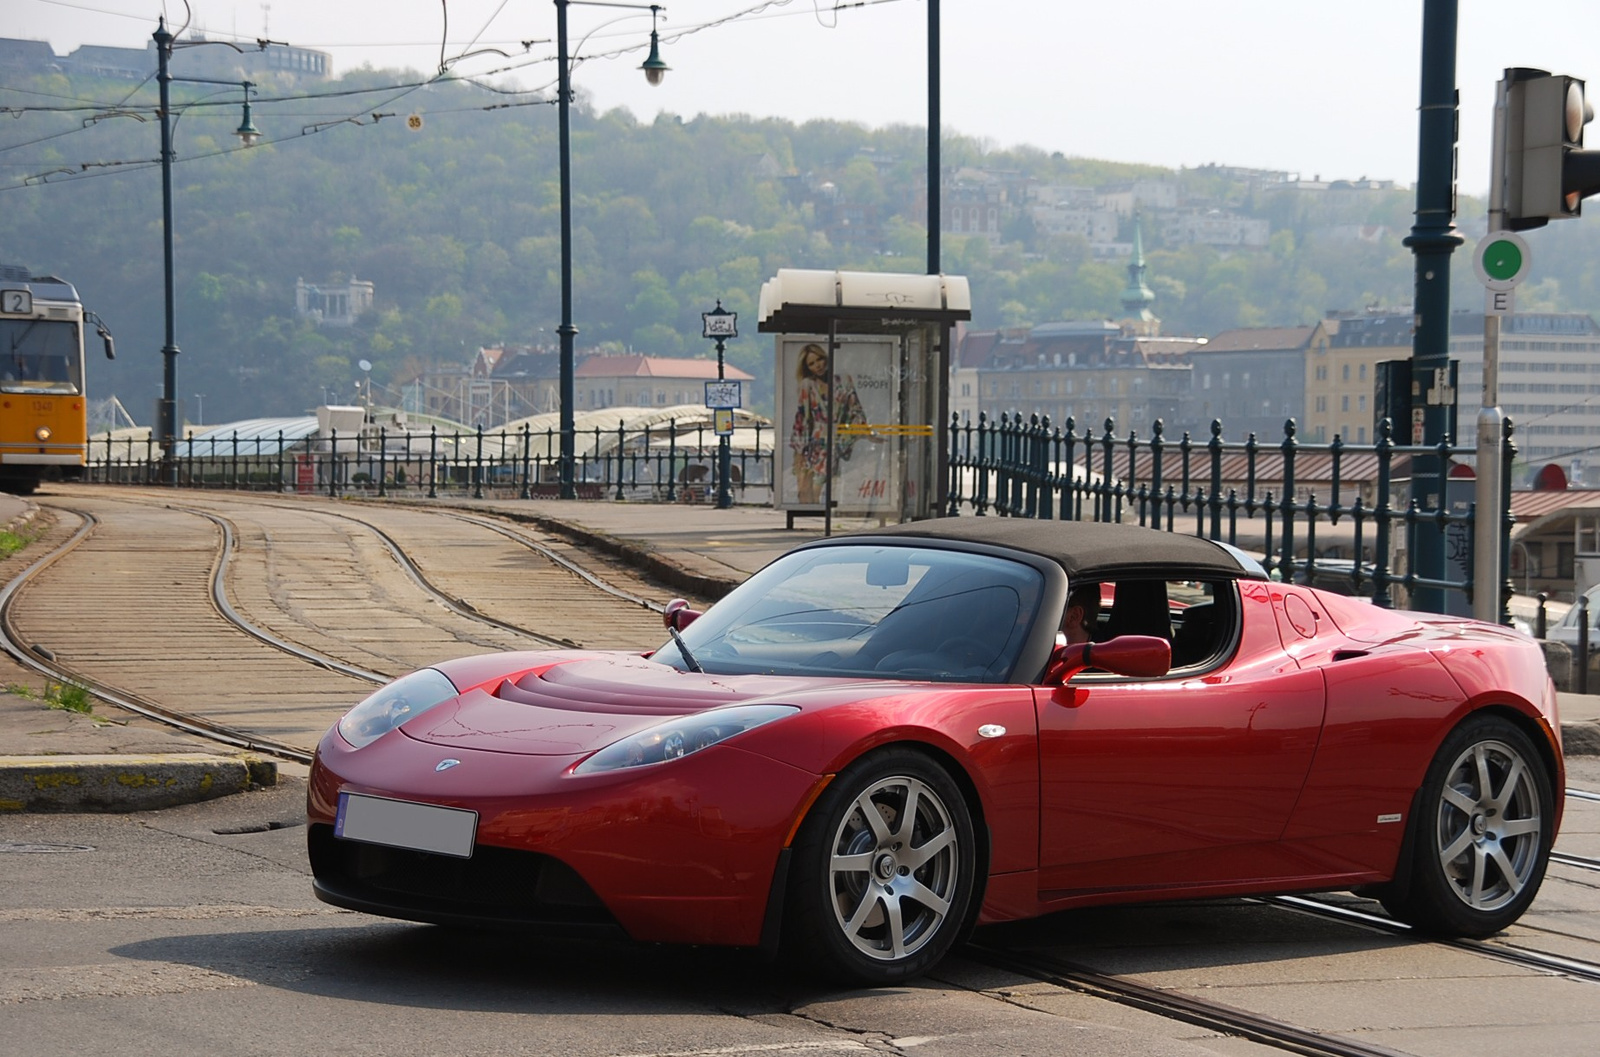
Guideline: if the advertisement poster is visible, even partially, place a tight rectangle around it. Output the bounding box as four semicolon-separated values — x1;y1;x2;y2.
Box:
775;335;900;514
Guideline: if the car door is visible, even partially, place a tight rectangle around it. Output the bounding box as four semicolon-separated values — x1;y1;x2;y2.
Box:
1034;578;1326;896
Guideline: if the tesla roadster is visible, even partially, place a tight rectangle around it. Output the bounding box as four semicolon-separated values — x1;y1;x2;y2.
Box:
307;518;1564;984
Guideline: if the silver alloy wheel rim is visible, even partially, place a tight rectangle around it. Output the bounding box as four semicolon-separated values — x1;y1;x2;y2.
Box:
828;774;958;962
1435;737;1542;913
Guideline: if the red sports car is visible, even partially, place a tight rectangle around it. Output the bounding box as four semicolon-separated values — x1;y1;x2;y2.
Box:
307;518;1565;984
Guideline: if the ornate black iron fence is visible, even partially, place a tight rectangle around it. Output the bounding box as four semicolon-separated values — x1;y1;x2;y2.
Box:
88;420;774;505
86;409;1518;616
945;412;1517;618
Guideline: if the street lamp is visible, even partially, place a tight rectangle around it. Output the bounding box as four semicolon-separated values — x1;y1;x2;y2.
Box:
555;0;668;498
153;17;267;484
701;300;738;510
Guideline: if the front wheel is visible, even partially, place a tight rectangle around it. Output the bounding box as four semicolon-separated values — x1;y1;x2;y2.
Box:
1381;715;1554;937
785;748;977;985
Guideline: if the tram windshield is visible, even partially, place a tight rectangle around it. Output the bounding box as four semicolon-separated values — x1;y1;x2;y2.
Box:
1;318;82;394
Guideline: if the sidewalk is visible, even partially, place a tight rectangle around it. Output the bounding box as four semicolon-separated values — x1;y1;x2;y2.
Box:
0;494;1595;813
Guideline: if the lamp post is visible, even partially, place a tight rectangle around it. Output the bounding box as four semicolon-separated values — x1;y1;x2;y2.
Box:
555;0;668;498
701;300;738;510
153;17;265;484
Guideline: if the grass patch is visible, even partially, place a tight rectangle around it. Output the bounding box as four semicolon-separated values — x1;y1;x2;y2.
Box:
0;528;36;558
7;680;95;714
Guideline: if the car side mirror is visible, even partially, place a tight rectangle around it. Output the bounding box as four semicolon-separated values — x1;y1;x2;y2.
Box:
663;598;703;632
1044;634;1172;685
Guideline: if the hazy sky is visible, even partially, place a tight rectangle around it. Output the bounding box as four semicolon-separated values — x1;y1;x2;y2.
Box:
14;0;1600;194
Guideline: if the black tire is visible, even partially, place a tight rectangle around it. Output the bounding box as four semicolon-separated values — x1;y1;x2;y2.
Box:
1380;714;1554;937
784;747;977;985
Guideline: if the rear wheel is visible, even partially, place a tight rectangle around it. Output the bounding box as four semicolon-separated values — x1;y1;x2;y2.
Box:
785;748;976;985
1380;715;1553;937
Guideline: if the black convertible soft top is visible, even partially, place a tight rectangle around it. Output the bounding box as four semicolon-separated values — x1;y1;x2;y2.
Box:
841;517;1267;581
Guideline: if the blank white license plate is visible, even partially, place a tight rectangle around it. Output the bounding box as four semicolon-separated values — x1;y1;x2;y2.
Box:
335;792;478;859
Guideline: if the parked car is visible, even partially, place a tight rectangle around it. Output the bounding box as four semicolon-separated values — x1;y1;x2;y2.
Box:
1546;586;1600;652
307;518;1564;985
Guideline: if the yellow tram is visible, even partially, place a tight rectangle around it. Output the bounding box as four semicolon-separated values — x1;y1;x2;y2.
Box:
0;265;114;494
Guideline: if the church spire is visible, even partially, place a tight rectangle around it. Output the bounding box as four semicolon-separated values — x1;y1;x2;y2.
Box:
1121;212;1156;320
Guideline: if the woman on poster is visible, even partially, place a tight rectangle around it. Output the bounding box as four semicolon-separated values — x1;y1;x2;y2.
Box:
789;342;867;505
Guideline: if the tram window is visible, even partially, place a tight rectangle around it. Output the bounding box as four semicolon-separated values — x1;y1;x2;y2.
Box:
1;319;80;388
4;353;73;383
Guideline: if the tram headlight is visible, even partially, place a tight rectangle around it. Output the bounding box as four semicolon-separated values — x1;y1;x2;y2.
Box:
35;427;51;442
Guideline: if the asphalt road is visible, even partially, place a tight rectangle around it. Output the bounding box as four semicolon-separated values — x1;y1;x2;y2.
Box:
4;762;1598;1057
3;777;1263;1057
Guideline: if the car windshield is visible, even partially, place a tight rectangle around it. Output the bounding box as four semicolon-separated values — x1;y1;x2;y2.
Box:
655;544;1046;682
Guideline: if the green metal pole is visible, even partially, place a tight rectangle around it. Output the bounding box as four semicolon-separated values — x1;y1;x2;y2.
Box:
1403;0;1464;612
154;19;180;486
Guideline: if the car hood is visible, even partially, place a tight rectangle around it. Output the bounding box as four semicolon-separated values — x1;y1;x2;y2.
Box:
401;653;855;756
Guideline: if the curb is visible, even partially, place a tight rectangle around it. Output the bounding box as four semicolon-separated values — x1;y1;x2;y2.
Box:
1564;720;1600;758
0;753;277;813
508;511;744;600
2;498;38;537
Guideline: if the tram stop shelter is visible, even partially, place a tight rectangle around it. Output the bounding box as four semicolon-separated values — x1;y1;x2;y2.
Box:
758;268;970;533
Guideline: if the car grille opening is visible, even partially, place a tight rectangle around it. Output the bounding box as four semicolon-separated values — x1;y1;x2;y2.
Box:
308;824;618;929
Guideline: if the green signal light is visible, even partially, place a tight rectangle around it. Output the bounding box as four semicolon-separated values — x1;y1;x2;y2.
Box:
1483;239;1524;282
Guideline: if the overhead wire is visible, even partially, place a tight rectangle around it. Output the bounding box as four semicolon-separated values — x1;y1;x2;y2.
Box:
2;0;897;191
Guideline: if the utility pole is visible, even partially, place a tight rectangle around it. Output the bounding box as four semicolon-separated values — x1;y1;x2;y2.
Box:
1403;0;1465;612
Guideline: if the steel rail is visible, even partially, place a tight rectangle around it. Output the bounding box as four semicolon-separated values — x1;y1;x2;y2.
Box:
4;491;668;766
198;505;577;651
435;509;664;612
1567;787;1600;804
0;507;315;764
177;489;666;614
138;491;624;647
290;506;583;647
1550;851;1600;873
964;943;1417;1057
1268;894;1600;985
199;510;391;683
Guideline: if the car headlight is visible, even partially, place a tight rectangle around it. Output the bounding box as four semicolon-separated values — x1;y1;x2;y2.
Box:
337;668;459;749
573;704;798;774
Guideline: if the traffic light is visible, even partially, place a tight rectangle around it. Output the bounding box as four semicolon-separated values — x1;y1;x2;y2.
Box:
1501;68;1600;230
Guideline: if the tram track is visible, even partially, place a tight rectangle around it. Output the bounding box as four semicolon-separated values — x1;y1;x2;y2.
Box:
1265;894;1600;985
0;507;319;763
963;879;1600;1057
965;942;1418;1057
199;503;578;658
0;489;689;761
158;490;680;652
959;784;1600;1055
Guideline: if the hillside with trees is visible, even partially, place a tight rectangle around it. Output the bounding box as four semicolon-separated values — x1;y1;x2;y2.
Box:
5;65;1600;424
